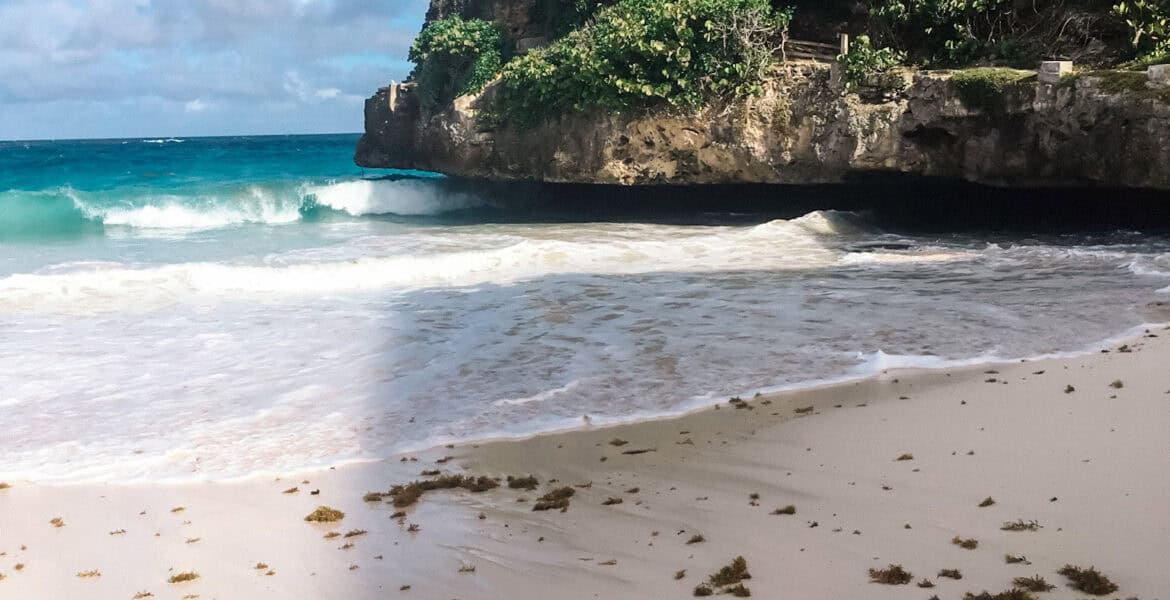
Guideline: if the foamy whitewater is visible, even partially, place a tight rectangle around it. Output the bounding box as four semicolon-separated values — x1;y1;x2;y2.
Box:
2;135;1169;483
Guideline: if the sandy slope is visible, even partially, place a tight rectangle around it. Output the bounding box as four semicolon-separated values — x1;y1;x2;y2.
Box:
1;329;1168;600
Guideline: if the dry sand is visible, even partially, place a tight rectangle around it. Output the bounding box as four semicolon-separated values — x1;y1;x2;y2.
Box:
2;329;1168;599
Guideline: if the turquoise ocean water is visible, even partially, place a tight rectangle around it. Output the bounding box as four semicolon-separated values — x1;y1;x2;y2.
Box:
2;134;1169;482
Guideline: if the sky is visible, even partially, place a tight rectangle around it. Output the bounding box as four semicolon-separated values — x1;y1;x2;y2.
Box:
0;0;430;140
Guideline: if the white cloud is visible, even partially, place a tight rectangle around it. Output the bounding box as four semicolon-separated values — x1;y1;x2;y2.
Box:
0;0;429;139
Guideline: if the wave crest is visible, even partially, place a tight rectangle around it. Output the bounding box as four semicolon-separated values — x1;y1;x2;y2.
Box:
0;177;478;236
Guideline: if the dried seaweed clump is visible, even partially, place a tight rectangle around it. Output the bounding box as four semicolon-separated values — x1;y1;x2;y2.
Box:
770;505;796;515
0;482;10;490
387;475;500;508
979;496;996;507
532;486;575;511
167;572;200;584
1057;565;1119;595
952;535;979;549
938;569;962;580
1001;520;1041;532
869;564;913;585
963;590;1035;600
507;475;539;490
724;583;751;597
1012;575;1055;592
686;534;705;545
708;556;750;587
895;453;914;461
304;506;345;523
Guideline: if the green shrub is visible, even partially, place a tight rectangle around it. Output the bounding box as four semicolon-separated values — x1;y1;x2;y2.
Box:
494;0;794;127
870;0;1018;65
1114;0;1170;61
950;67;1034;112
409;16;507;111
838;34;906;93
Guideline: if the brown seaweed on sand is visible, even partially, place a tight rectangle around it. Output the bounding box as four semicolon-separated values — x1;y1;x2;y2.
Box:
869;564;913;585
168;572;199;584
506;475;538;490
304;506;345;523
1012;575;1055;592
952;536;979;549
533;486;574;511
770;505;796;515
387;475;500;508
1000;520;1041;532
963;591;1035;600
938;569;962;580
1057;565;1119;595
709;556;751;587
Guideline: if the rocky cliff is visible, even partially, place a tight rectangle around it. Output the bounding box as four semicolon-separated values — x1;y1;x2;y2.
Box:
355;61;1170;188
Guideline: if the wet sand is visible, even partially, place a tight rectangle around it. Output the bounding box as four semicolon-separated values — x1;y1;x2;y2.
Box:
2;329;1168;599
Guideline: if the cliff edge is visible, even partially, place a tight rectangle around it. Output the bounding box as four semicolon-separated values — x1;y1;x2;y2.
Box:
356;62;1170;188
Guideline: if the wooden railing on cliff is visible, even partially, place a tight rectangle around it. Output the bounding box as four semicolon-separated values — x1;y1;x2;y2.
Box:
784;34;849;62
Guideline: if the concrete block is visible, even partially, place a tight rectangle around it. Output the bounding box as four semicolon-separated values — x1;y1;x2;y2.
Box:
1149;64;1170;86
515;36;547;55
1039;61;1073;84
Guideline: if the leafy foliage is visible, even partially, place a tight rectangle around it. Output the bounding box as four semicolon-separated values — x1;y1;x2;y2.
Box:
838;34;907;93
409;16;506;111
869;0;1022;65
1114;0;1170;61
494;0;794;127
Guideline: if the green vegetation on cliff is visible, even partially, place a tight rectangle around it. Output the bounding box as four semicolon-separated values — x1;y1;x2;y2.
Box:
404;0;1170;124
950;68;1035;112
494;0;793;126
409;16;506;111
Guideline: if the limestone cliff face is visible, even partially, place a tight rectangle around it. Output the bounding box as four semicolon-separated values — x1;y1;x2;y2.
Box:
355;62;1170;189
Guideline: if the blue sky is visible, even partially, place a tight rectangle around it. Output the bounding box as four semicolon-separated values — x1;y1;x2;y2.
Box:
0;0;430;140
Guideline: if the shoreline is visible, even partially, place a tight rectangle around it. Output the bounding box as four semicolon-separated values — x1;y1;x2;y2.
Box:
2;327;1169;598
6;321;1168;488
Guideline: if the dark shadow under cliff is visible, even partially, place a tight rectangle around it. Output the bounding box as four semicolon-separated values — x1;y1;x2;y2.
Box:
419;174;1170;234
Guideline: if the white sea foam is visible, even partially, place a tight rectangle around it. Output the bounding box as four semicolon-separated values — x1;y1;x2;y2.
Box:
2;212;1168;483
1128;254;1170;277
307;179;485;216
70;187;303;230
0;214;848;311
142;138;185;144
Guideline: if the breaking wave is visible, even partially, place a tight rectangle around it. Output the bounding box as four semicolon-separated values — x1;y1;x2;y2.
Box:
0;177;481;237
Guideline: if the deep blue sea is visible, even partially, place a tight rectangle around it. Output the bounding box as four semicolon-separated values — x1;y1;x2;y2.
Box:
2;134;1169;482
